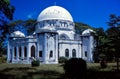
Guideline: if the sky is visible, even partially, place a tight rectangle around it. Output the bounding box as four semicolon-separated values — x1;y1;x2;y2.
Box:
10;0;120;30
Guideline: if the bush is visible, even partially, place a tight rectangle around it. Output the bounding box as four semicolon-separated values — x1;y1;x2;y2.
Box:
58;57;67;65
31;60;40;67
0;57;6;64
63;58;87;79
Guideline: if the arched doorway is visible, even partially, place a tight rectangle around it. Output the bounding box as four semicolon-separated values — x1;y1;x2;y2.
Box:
14;47;17;57
24;46;27;57
49;50;53;58
31;45;35;57
19;47;22;57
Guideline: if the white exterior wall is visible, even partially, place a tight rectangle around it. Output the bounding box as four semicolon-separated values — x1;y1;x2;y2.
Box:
37;32;58;64
59;40;81;58
82;35;94;62
88;36;94;62
45;33;58;64
7;38;37;64
57;30;75;40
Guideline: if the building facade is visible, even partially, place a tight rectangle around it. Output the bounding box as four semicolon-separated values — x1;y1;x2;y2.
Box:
7;6;95;64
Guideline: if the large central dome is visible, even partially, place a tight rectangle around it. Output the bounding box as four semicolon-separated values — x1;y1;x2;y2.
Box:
37;6;73;22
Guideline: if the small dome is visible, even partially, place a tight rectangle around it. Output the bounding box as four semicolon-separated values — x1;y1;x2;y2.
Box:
82;29;94;35
37;6;73;22
11;31;25;37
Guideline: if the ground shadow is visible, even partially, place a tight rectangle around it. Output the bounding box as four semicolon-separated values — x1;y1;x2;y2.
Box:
0;67;120;79
0;67;62;79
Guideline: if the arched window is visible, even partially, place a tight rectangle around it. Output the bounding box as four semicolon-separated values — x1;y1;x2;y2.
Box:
19;47;22;57
10;49;12;61
72;49;76;58
50;51;53;58
85;51;87;57
14;47;17;57
39;51;42;57
60;34;69;40
65;49;69;57
31;45;35;57
24;46;27;57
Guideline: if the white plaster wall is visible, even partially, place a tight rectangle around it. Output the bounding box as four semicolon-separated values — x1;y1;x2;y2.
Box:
82;36;94;62
59;40;81;58
57;30;75;39
45;33;58;64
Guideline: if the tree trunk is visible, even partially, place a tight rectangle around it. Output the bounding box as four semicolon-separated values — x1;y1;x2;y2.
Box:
116;57;119;71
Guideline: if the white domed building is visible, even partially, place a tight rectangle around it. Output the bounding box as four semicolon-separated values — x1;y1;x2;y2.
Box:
7;6;95;64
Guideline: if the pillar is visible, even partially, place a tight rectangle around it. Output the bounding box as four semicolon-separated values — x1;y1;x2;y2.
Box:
43;33;48;64
22;46;24;58
27;44;30;60
12;47;14;62
7;41;10;62
55;34;58;63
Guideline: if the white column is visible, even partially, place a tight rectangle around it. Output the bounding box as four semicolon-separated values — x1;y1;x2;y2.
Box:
7;41;10;62
12;47;14;62
44;33;48;63
36;43;39;58
22;46;24;58
55;34;58;63
27;44;30;60
89;36;94;62
78;42;82;58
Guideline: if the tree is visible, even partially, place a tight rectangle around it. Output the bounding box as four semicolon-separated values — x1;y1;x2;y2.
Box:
0;0;15;55
93;27;107;62
8;19;36;35
106;14;120;70
75;22;94;34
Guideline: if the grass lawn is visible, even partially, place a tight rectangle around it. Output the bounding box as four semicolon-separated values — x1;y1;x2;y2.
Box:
0;63;64;79
0;63;120;79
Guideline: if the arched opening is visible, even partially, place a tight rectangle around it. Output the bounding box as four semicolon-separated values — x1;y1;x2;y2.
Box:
65;49;69;57
10;49;12;62
50;51;53;58
72;49;76;58
31;45;35;57
85;51;87;57
39;51;42;57
60;34;69;40
14;47;17;57
24;46;27;57
19;47;22;57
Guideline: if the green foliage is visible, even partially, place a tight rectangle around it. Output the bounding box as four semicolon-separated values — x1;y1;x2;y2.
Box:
31;60;40;67
8;19;36;35
75;22;94;34
63;58;87;79
0;63;118;79
0;0;15;55
106;14;120;70
0;56;6;64
0;0;15;20
58;57;68;64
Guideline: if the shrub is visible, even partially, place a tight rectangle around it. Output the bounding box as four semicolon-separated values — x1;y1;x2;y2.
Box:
31;60;40;67
63;58;87;79
58;57;67;65
0;56;6;64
